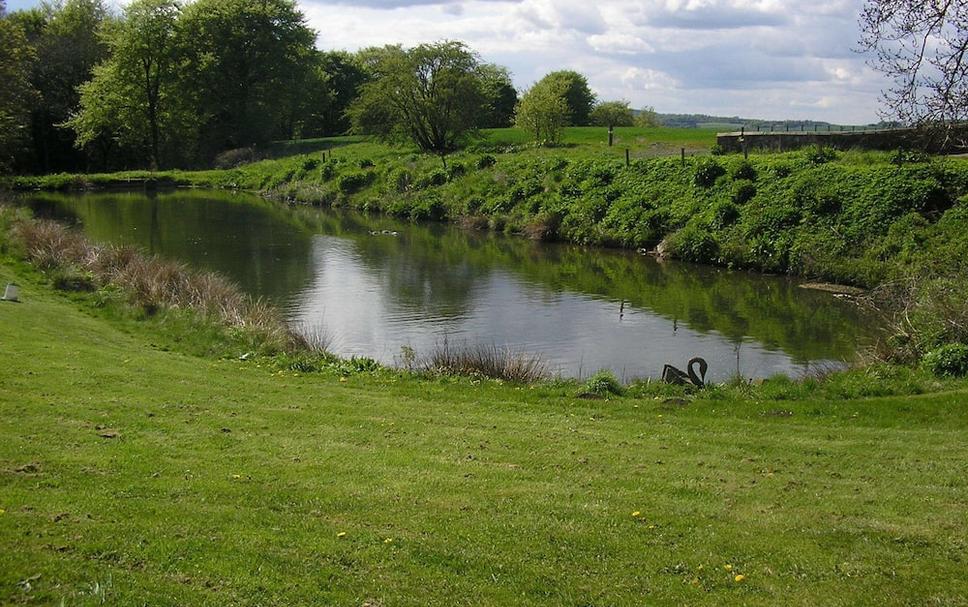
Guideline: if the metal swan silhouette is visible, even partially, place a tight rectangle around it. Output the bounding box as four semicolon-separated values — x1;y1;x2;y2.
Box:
661;357;708;388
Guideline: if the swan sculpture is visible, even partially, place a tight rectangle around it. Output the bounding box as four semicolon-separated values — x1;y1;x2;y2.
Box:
661;357;708;388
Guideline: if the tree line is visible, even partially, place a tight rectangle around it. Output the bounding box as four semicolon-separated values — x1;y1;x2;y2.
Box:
0;0;658;174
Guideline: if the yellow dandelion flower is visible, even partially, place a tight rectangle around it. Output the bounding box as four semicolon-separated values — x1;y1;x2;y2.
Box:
337;531;347;538
631;511;641;517
384;537;393;544
724;564;732;572
734;574;746;583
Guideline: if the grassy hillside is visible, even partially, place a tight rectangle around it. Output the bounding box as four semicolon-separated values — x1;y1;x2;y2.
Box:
2;252;968;605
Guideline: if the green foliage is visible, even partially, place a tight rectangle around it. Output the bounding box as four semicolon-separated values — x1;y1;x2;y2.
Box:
178;0;316;152
922;343;968;377
476;63;517;128
0;13;38;172
694;158;725;187
731;180;757;204
589;100;635;127
634;106;660;128
804;145;838;165
668;223;719;263
536;70;596;126
731;160;757;181
476;154;496;169
349;41;485;156
337;171;374;194
579;370;624;397
514;78;570;146
68;0;187;169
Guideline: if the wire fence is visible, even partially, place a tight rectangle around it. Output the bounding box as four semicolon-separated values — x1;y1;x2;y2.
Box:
729;123;907;135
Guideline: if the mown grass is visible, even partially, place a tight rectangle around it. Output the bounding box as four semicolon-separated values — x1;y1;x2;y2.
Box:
2;248;968;606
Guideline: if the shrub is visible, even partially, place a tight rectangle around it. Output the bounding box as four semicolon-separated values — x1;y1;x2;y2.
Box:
319;161;337;181
213;147;258;169
712;200;741;228
476;154;496;169
301;157;320;172
694;158;726;187
579;370;624;397
732;160;757;181
388;168;413;193
668;224;719;262
804;145;837;165
358;158;374;168
731;180;757;204
710;144;726;156
418;169;448;188
337;171;373;194
447;162;466;180
922;343;968;377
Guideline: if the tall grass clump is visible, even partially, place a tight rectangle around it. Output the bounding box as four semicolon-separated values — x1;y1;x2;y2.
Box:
424;341;548;383
865;276;968;364
8;214;307;353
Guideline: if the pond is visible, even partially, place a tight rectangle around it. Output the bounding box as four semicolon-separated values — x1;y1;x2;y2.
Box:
26;189;882;382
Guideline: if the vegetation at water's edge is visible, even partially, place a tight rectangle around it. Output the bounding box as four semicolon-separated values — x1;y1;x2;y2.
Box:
7;128;968;365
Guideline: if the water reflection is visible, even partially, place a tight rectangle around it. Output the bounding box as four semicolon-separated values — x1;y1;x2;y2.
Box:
27;190;881;381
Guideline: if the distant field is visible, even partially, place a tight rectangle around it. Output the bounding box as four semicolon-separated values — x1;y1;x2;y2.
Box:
481;126;719;152
266;126;720;161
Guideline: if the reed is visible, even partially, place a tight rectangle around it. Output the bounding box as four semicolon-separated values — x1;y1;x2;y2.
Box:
9;215;307;353
424;340;548;383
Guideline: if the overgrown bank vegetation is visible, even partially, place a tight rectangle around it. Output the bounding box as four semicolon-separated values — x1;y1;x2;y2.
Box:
7;134;968;370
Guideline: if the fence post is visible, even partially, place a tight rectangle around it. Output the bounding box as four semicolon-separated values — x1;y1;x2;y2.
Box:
625;148;630;167
608;126;614;147
681;147;685;165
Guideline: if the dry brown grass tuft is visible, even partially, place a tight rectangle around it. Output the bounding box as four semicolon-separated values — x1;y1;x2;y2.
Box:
424;340;548;383
9;215;306;352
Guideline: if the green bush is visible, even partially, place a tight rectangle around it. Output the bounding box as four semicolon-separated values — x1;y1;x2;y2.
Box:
669;224;719;262
358;158;374;169
710;144;726;156
418;169;448;189
337;171;373;194
731;160;757;181
476;154;496;169
447;162;466;180
580;370;624;397
922;343;968;377
694;158;725;187
804;145;837;165
731;180;757;204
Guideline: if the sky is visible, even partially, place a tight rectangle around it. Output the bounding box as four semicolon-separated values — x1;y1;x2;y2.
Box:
6;0;885;123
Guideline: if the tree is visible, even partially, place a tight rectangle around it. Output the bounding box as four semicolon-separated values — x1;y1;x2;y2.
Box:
859;0;968;147
177;0;317;152
477;64;517;128
635;106;660;128
349;41;485;161
68;0;186;169
28;0;112;172
589;100;634;128
0;3;37;172
514;78;570;146
535;70;596;126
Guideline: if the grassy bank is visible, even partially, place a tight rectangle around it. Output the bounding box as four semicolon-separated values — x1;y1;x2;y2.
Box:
3;231;968;605
7;128;968;291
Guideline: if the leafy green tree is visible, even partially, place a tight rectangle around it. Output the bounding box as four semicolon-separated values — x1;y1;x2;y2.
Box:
0;2;37;172
178;0;316;152
536;70;596;126
26;0;112;173
349;41;485;160
514;78;570;146
589;100;634;128
295;50;366;137
477;63;517;128
635;106;660;128
69;0;186;169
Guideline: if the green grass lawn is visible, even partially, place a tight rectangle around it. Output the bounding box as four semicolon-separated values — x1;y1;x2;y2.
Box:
2;259;968;606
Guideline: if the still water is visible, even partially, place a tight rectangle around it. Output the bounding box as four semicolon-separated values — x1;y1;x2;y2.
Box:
27;190;881;381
